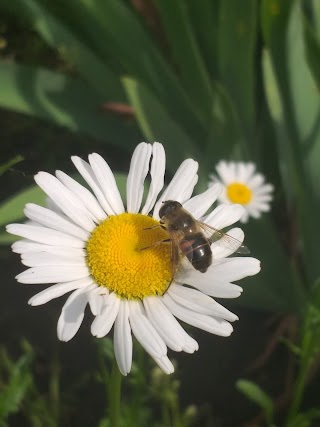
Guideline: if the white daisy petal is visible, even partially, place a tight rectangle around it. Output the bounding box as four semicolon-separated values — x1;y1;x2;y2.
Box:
141;142;166;215
162;293;233;336
190;280;243;298
247;173;265;189
210;257;261;281
210;227;244;259
24;204;89;241
21;252;86;267
240;211;250;224
46;197;64;214
254;194;273;203
7;224;85;248
12;240;86;257
251;201;271;212
114;300;132;376
88;287;105;315
129;300;167;359
16;265;90;284
247;207;262;218
205;204;245;229
126;142;152;213
181;173;199;202
168;284;238;322
34;172;95;232
56;170;107;222
237;162;255;183
154;356;175;375
91;292;120;338
180;266;244;298
28;277;94;306
183;183;222;219
215;161;236;185
255;183;274;195
71;156;115;216
89;153;125;215
144;296;198;353
57;285;95;341
153;159;199;219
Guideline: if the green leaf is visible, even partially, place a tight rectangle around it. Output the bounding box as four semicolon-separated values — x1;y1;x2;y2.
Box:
76;0;204;138
155;0;213;119
288;410;320;427
123;77;197;174
286;3;320;196
0;233;18;245
114;173;128;201
304;19;320;89
206;82;245;157
0;155;24;177
1;0;124;100
262;1;320;284
262;50;295;200
236;379;274;425
218;0;257;143
185;0;220;79
0;345;34;420
0;185;46;227
311;0;320;40
237;217;306;314
0;62;140;150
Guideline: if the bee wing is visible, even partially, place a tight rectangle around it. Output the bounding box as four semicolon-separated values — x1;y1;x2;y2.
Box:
198;222;250;255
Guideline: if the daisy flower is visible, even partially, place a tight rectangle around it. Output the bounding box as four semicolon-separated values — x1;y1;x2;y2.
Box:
209;161;274;223
7;143;260;375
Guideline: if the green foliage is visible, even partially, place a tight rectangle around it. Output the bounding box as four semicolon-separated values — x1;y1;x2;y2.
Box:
0;155;23;177
96;339;198;427
0;341;34;425
236;379;275;426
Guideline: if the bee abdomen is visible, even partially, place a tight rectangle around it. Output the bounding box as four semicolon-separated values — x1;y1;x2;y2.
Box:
180;233;212;273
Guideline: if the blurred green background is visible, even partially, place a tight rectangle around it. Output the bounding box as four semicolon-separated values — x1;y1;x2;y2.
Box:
0;0;320;426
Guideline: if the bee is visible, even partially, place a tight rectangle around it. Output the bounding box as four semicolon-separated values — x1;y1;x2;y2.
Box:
157;200;249;274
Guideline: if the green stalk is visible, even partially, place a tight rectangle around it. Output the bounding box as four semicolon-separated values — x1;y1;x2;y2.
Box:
286;323;313;424
108;359;122;427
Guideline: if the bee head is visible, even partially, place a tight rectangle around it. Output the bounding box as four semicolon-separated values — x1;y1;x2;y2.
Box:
159;200;182;218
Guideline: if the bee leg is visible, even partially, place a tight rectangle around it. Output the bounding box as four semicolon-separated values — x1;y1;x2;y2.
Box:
142;224;162;230
139;238;171;251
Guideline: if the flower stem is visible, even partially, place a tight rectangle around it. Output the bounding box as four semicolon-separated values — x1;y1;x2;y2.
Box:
108;359;122;427
286;324;313;424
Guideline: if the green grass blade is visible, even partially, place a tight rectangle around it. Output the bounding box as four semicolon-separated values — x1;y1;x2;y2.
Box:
236;380;274;425
80;0;204;137
123;77;197;173
0;156;24;177
185;0;220;79
0;62;140;150
155;0;213;118
0;185;46;227
262;0;320;285
218;0;257;143
1;0;124;100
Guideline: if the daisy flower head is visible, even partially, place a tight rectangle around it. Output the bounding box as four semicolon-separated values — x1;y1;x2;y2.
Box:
7;143;261;375
209;161;274;223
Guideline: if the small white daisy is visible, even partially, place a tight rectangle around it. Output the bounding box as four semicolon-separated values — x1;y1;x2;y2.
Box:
7;143;261;375
209;161;274;223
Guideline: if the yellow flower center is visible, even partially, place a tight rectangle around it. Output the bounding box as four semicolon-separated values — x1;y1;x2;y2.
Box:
86;213;172;300
226;182;252;205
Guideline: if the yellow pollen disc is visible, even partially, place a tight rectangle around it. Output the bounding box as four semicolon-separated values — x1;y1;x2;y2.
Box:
227;182;252;205
86;213;172;300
